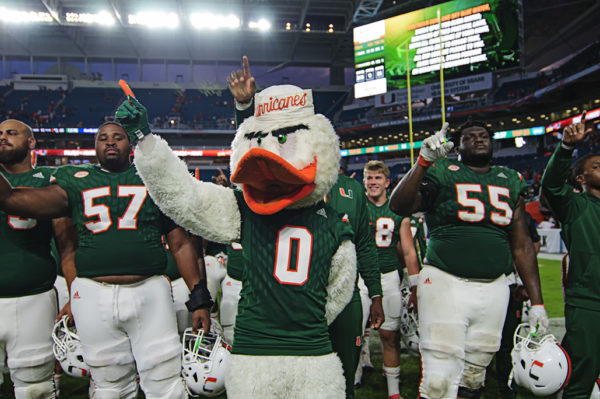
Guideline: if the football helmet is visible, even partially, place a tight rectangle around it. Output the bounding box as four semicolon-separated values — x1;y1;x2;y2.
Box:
182;327;231;397
509;323;571;396
52;315;90;378
399;273;420;355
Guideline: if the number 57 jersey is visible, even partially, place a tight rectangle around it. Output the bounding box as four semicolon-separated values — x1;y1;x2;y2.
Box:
52;164;168;278
423;158;527;280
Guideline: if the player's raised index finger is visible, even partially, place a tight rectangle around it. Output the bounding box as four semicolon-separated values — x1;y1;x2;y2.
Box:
439;122;449;137
243;56;251;76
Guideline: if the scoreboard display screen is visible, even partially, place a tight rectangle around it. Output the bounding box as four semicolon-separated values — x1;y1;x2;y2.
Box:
354;0;521;98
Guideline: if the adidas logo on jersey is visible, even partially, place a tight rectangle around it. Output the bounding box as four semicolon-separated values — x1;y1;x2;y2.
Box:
423;278;432;285
316;208;327;218
72;291;81;299
32;172;44;179
497;172;508;179
342;213;350;222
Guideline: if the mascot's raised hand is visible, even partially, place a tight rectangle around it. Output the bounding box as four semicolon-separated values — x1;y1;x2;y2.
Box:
115;95;152;142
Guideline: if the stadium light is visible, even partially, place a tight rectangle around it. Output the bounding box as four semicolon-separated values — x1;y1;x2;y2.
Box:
190;13;240;30
248;18;271;31
285;22;291;30
0;7;53;23
65;11;115;26
128;11;179;28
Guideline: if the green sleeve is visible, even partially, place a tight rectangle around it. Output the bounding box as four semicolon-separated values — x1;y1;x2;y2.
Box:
541;144;585;223
235;102;255;128
354;191;383;297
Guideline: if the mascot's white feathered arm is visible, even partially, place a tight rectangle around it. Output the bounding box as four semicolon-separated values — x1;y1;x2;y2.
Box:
325;240;357;325
134;134;241;243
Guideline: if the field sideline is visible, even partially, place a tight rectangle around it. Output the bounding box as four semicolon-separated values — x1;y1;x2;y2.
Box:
0;257;565;399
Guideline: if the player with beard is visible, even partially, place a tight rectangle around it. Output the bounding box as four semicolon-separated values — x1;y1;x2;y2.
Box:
0;119;77;399
389;120;547;399
0;121;212;399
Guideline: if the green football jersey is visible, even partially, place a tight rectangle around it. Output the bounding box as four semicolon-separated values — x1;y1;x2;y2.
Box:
367;198;405;274
325;174;382;297
226;242;244;281
232;190;354;356
53;164;170;278
423;158;527;279
0;167;56;297
541;145;600;311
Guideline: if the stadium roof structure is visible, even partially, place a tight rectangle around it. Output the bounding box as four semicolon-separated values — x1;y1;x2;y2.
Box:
1;0;599;71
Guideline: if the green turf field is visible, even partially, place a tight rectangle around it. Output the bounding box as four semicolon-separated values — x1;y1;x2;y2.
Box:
0;257;566;398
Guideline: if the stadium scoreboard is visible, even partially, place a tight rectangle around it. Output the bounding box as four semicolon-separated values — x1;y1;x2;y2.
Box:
354;0;521;98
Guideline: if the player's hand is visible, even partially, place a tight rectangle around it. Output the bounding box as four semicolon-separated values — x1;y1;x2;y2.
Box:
528;304;549;336
115;96;151;142
212;168;229;187
368;296;384;329
511;285;529;302
192;308;211;335
407;286;418;313
227;56;256;104
562;111;592;146
56;301;74;326
419;122;454;162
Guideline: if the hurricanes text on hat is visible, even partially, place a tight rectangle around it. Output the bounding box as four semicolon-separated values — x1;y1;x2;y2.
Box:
253;85;314;123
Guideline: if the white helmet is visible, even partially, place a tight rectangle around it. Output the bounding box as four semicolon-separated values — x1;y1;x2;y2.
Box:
399;276;419;355
182;328;231;397
591;377;600;399
52;315;90;378
509;323;571;396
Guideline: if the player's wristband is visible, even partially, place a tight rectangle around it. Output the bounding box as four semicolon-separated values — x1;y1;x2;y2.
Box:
560;141;575;151
408;274;419;288
185;280;214;312
417;155;432;168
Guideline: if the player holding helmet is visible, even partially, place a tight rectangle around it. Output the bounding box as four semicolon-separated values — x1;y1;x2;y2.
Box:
541;111;600;397
390;120;547;398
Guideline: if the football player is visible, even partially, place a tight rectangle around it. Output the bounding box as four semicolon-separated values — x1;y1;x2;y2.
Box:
229;56;385;399
541;112;600;398
389;121;547;399
363;160;420;399
0;119;75;399
0;121;212;399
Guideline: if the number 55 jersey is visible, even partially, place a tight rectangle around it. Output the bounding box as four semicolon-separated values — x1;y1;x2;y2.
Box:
52;164;170;277
422;158;527;279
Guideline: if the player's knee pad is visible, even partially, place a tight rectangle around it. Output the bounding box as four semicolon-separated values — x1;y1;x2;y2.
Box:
13;381;55;399
12;363;55;399
90;363;137;399
459;361;487;390
420;349;462;399
139;355;185;399
457;386;483;399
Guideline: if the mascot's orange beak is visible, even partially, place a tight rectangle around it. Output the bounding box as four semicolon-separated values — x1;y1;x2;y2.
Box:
231;147;317;215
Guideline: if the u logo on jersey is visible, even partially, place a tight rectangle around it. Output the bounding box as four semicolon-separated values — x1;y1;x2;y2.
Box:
339;188;353;199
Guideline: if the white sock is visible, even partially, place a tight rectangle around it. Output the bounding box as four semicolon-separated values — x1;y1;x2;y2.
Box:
53;373;62;398
383;365;401;398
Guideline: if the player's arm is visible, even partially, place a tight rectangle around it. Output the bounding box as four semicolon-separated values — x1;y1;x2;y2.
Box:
0;177;69;218
399;218;420;310
510;197;548;333
353;192;384;328
540;114;592;222
53;217;78;324
166;226;211;334
390;123;453;216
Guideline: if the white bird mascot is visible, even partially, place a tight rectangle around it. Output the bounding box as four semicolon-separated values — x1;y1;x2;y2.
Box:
116;84;357;399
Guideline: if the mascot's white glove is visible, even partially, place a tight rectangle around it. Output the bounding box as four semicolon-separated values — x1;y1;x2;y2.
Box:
418;122;454;164
529;304;549;336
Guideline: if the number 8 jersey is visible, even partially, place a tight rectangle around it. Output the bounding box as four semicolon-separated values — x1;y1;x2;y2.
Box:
52;164;169;278
422;158;527;279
